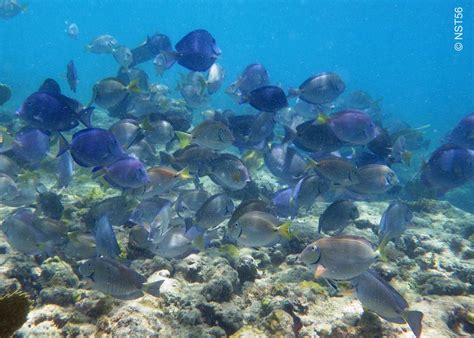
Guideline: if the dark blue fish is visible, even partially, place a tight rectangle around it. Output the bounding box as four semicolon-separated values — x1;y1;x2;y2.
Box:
264;143;306;183
272;178;303;219
17;79;93;132
420;143;474;195
12;128;50;164
70;128;126;168
95;215;120;259
367;127;392;157
166;29;220;72
446;112;474;149
57;150;74;189
98;157;149;189
66;60;78;93
243;85;288;113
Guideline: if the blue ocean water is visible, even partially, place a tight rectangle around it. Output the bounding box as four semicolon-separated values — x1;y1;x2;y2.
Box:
1;0;472;145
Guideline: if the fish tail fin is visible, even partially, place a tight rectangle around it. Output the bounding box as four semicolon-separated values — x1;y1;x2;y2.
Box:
57;132;70;157
278;221;293;239
402;151;412;166
91;166;107;178
127;79;141;94
78;106;94;128
376;235;391;262
177;167;193;180
316;112;328;124
175;131;192;149
141;115;155;131
287;87;300;98
143;279;165;297
161;50;179;67
282;125;296;144
402;310;423;338
218;244;240;257
159;151;175;166
304;157;319;172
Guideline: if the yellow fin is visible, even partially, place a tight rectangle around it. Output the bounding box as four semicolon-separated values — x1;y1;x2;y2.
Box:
316;113;328;124
178;167;193;180
141;116;154;131
218;244;240;258
278;221;293;239
402;151;412;166
304;157;319;172
127;79;141;94
175;131;192;149
376;235;390;262
192;234;205;251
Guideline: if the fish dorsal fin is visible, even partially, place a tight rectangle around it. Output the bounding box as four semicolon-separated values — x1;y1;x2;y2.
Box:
39;78;61;94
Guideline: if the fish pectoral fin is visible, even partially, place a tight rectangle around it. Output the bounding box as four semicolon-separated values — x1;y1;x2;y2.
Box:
314;264;327;278
402;310;424;338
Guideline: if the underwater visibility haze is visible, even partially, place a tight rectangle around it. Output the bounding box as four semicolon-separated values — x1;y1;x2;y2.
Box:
0;0;473;337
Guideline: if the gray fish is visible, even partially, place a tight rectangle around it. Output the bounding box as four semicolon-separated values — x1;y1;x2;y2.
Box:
264;143;307;183
65;21;79;39
178;72;209;108
195;193;234;231
109;119;143;149
379;201;412;252
160;145;217;177
318;200;359;234
0;0;27;19
228;211;291;247
95;215;120;259
129;198;172;241
348;164;399;194
177;120;234;151
296;174;330;210
79;257;163;300
152;225;197;259
0;83;12;105
144;118;174;145
209;153;251;191
300;235;377;280
91;77;140;109
226;63;270;101
66;60;78;93
307;157;360;186
227;199;274;227
0;154;19;177
354;270;423;338
206;63;225;94
0;173;18;202
57;150;74;189
85;34;119;54
175;190;210;219
288;72;345;105
64;232;96;260
113;45;133;68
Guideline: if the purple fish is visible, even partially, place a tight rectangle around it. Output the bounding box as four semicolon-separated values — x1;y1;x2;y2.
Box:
70;128;126;168
244;85;288;113
447;113;474;149
171;29;221;72
421;143;474;195
17;79;92;132
326;110;377;145
272;178;303;219
67;60;78;93
12;128;50;163
101;157;149;189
